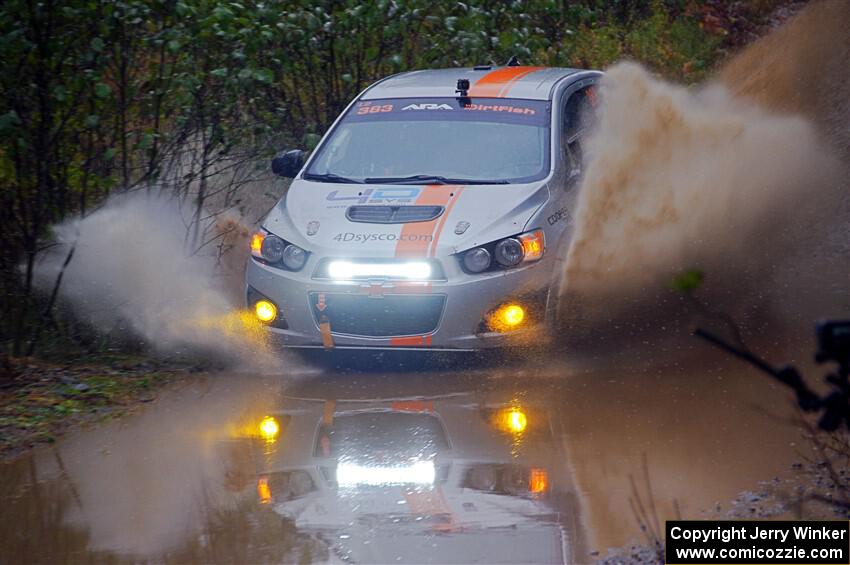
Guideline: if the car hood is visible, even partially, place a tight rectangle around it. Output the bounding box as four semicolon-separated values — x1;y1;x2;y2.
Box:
263;179;549;258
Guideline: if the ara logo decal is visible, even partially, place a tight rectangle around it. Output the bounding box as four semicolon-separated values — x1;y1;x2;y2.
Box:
402;103;454;111
325;187;421;207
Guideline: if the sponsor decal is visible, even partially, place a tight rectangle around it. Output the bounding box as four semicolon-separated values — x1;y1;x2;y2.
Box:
402;103;453;111
355;103;394;115
462;104;536;115
334;232;433;244
454;221;470;235
325;187;421;207
306;220;320;235
345;98;548;126
547;206;571;226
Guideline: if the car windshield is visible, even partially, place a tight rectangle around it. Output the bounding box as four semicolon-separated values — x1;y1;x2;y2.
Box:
305;97;551;184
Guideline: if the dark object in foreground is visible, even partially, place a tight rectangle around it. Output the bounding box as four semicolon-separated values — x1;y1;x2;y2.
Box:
695;321;850;431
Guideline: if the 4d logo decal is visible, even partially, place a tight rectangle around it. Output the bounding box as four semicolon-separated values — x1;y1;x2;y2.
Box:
402;103;453;111
326;187;421;206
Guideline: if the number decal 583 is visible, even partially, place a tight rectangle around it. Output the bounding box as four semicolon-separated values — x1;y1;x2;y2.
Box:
356;104;393;115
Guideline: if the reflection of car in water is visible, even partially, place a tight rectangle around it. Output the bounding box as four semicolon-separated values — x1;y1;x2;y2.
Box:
247;393;572;564
245;64;601;350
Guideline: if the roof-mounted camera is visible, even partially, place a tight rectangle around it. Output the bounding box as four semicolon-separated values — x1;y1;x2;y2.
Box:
455;78;470;97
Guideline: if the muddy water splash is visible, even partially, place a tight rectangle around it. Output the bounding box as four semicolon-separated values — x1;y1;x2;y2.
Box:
562;1;849;332
34;192;277;369
719;0;850;161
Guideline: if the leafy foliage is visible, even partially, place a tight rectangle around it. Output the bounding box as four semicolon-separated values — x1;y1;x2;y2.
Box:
671;268;705;293
0;0;756;354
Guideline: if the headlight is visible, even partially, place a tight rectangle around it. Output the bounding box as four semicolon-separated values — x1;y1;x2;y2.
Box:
260;234;286;263
251;229;309;271
457;229;544;274
463;248;491;273
282;244;307;270
495;238;524;267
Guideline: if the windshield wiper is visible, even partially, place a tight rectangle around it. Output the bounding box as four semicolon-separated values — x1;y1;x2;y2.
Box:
303;172;363;184
364;174;509;185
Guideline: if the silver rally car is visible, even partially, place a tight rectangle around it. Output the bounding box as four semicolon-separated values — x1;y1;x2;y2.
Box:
246;64;601;350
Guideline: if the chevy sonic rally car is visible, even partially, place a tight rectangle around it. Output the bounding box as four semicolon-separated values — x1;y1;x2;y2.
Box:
246;64;601;350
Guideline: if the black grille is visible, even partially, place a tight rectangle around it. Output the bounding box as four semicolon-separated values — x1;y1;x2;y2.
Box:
346;205;444;224
309;293;444;337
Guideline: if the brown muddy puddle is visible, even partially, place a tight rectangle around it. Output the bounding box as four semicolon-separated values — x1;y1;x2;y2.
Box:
0;350;810;563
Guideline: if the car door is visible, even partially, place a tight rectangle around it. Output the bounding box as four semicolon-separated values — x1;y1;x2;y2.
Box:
539;79;600;324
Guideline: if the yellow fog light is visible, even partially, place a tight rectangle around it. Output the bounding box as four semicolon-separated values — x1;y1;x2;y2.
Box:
489;303;526;332
506;408;528;433
502;305;525;326
255;300;277;323
259;416;280;441
494;407;528;434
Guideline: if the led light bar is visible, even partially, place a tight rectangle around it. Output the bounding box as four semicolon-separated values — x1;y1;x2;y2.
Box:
336;461;436;486
328;260;432;280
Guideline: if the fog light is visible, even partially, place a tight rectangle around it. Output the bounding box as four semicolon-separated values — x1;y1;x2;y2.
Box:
495;407;528;433
507;408;527;433
259;416;280;441
502;305;525;326
489;303;525;331
255;300;277;323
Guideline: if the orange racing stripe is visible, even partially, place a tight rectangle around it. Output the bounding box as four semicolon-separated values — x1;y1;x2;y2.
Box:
428;186;464;257
394;185;457;258
468;66;544;98
403;486;456;532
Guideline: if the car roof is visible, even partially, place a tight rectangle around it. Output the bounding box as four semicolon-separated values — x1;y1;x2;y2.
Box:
360;66;589;101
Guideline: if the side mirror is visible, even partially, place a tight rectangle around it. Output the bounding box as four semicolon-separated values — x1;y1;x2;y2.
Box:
271;149;306;178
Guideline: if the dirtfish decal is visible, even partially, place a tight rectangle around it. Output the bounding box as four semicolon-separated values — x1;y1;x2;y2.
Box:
326;187;421;207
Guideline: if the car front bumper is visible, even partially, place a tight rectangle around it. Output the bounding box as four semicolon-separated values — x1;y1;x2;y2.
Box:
245;256;556;351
